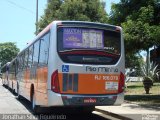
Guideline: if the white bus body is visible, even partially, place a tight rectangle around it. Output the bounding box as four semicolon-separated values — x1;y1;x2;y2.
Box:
1;21;125;113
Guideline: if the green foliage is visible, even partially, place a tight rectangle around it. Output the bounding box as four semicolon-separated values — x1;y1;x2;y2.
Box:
109;0;160;69
150;25;160;45
57;0;91;21
125;53;144;70
137;5;154;23
0;42;19;66
109;0;158;25
122;20;156;52
110;0;160;50
141;62;160;82
125;82;160;95
37;0;108;33
37;0;63;32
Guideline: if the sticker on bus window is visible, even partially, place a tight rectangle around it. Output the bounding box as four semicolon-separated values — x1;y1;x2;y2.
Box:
63;28;104;49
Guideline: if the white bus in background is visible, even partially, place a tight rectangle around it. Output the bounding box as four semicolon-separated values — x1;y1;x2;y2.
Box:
1;21;125;114
1;62;10;86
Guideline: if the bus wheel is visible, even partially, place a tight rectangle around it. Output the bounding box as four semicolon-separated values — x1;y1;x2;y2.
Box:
31;92;39;114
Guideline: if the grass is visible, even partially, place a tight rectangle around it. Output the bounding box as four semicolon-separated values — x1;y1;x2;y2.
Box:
124;82;160;104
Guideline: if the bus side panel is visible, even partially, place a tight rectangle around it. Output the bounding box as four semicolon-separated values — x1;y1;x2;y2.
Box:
8;73;12;88
35;67;48;105
20;70;28;99
4;71;9;87
24;69;31;101
12;74;17;92
18;70;31;101
19;67;48;106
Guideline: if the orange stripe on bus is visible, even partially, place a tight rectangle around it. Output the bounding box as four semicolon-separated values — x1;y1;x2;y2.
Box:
23;67;48;105
36;67;48;105
58;73;120;94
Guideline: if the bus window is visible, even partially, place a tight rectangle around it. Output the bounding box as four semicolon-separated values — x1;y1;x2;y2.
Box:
15;59;18;74
57;27;121;65
28;45;34;68
39;33;50;66
12;61;16;77
24;49;29;69
33;40;40;67
19;52;24;70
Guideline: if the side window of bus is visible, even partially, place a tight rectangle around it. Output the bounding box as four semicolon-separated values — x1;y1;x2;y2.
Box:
19;53;24;70
17;56;21;72
33;40;40;67
28;45;34;68
9;63;12;78
12;61;16;76
8;64;11;74
15;59;18;74
39;33;50;67
24;49;29;69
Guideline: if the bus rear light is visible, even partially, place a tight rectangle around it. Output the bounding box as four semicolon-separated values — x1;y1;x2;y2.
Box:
51;70;60;93
118;72;125;93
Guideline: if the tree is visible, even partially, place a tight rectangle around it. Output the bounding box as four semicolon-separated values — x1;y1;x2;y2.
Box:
37;0;108;33
125;53;144;70
122;20;157;53
109;0;159;25
109;0;160;68
37;0;63;32
0;42;19;66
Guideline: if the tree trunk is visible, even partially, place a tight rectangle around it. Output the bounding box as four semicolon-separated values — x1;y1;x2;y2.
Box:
144;86;150;94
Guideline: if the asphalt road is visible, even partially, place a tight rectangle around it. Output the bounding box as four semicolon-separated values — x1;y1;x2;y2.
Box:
0;79;118;120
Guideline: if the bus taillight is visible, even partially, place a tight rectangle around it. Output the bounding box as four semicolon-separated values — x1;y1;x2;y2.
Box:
51;70;60;93
118;72;125;93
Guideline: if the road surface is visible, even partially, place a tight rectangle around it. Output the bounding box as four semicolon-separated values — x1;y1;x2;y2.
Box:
0;79;121;120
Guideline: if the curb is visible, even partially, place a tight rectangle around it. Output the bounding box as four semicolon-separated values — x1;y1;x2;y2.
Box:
95;108;132;120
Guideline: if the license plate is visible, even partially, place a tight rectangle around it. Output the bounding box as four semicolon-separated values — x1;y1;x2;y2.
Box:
84;98;96;103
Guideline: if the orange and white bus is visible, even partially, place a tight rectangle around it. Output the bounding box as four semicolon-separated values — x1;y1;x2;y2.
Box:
1;21;125;113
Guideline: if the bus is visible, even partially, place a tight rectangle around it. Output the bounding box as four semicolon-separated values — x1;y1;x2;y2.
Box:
1;62;10;87
1;21;125;113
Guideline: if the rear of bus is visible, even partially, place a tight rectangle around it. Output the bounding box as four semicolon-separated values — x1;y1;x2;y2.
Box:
48;21;125;108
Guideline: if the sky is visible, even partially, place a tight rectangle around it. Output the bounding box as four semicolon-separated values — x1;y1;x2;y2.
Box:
0;0;120;51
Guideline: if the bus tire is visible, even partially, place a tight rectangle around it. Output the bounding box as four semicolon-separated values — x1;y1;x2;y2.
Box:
31;91;39;114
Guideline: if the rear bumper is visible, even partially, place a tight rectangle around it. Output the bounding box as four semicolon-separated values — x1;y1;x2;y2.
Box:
47;90;124;106
61;93;124;106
